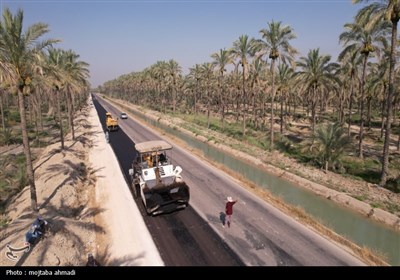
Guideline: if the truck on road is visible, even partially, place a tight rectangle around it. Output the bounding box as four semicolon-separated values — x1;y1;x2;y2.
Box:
129;140;190;215
105;112;119;132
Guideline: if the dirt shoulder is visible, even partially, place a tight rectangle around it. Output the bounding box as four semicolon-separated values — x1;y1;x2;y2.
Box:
0;105;99;266
87;102;162;265
111;98;400;233
0;100;162;266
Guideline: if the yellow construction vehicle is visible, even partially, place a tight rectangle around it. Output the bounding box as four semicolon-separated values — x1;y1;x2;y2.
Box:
105;112;119;132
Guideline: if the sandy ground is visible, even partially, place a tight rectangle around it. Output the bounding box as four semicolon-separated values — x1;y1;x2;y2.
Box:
0;100;162;266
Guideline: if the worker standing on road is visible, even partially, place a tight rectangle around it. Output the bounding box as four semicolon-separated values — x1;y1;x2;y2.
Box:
225;196;238;228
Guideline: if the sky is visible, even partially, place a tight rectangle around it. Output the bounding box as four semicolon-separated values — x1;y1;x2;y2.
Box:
2;0;362;87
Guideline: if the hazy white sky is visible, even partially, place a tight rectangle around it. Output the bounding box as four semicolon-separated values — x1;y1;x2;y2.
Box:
3;0;361;87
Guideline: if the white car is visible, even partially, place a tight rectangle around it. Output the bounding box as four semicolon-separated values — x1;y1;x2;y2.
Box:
120;113;128;119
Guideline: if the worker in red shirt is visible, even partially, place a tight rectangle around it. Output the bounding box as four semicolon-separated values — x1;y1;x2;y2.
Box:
225;196;238;228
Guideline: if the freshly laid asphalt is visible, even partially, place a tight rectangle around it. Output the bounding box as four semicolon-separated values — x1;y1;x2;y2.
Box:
93;94;365;266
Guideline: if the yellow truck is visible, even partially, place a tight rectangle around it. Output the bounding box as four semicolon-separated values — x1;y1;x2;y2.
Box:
105;112;119;131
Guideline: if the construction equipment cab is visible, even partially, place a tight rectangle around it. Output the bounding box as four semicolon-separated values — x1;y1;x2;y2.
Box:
129;140;190;215
105;112;119;132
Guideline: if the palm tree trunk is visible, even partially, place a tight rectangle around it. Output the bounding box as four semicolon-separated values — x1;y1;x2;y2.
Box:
27;95;33;126
56;89;65;150
32;91;40;144
339;88;344;124
219;76;226;130
367;96;372;130
293;94;297;116
76;92;81;112
66;89;75;140
270;59;276;150
207;90;210;129
280;92;284;134
262;87;266;120
194;90;197;115
37;88;43;132
0;92;6;132
358;54;368;159
312;96;317;135
242;69;246;137
380;98;386;139
220;92;226;130
18;88;37;212
172;79;176;114
380;21;398;187
235;91;240;122
4;91;10;113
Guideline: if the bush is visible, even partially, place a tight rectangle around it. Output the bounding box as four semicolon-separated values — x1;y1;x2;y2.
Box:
0;128;13;145
8;111;20;123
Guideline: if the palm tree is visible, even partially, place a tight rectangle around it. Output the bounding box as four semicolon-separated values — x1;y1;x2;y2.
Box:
231;35;255;136
45;48;66;149
211;48;233;129
338;48;362;136
61;50;90;141
276;64;295;134
248;57;267;128
312;122;351;172
0;8;59;212
165;59;181;113
339;16;388;158
257;20;297;149
353;0;400;186
200;62;214;129
295;49;339;136
0;83;8;135
153;61;168;113
188;64;203;115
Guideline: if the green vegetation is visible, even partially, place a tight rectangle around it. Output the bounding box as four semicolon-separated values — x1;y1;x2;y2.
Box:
311;122;351;171
101;1;400;191
352;194;368;202
166;106;397;191
0;153;28;208
341;156;381;184
386;177;400;194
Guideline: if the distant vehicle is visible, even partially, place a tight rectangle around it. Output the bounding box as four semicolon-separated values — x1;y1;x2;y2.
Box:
120;112;128;119
129;140;190;215
105;112;119;132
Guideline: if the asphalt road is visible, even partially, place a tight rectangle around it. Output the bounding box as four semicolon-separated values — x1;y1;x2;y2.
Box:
93;94;365;266
93;96;242;266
